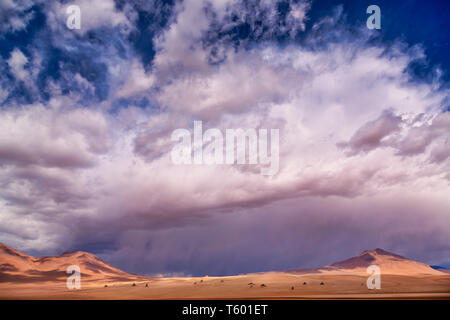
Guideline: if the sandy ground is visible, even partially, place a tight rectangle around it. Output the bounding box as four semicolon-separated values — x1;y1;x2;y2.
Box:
1;272;449;299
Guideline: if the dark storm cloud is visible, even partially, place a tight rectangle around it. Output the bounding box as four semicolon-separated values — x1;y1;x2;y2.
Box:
100;196;450;276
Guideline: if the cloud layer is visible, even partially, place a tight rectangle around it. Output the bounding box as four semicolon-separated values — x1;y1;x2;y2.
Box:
0;0;449;275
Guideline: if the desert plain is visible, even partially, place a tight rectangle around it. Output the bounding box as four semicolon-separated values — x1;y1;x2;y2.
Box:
1;243;449;299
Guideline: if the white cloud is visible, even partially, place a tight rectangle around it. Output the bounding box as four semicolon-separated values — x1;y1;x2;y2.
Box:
47;0;133;35
8;48;28;81
0;0;35;33
115;59;155;98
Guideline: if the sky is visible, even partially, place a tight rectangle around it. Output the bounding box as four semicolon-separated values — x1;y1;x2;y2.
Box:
0;0;449;276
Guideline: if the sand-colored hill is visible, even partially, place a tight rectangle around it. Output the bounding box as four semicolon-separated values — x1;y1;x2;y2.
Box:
1;243;449;299
322;248;444;275
0;243;144;284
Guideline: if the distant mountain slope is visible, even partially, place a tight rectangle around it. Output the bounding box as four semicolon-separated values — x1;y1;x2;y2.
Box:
324;248;444;275
0;243;145;283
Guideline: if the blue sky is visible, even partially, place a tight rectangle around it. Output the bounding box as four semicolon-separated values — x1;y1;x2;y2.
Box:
0;0;449;276
1;1;449;107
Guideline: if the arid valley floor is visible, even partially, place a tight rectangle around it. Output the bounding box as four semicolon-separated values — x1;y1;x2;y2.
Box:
1;243;449;299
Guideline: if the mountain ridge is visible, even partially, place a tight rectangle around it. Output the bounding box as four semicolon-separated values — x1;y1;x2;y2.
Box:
0;242;145;283
0;243;446;284
321;247;443;275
